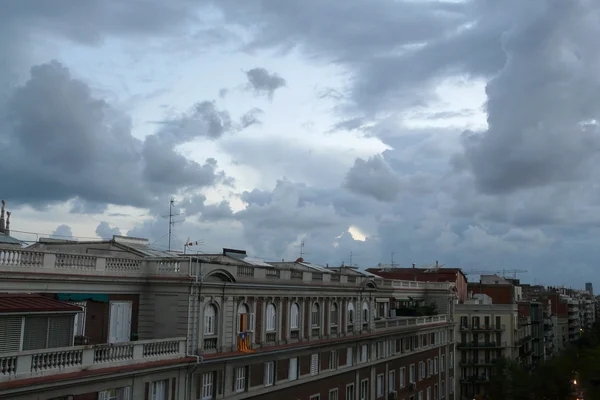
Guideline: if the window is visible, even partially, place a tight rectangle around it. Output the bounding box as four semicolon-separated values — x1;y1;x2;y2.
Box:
434;357;438;374
204;304;217;335
235;367;246;392
23;315;75;351
312;303;321;327
426;386;431;400
449;352;454;369
377;341;385;359
310;353;319;376
419;361;425;380
377;374;384;398
310;395;320;400
440;355;445;372
450;379;454;393
290;303;300;329
427;359;432;376
201;372;214;400
329;350;338;370
151;380;167;400
360;344;368;363
266;304;276;332
329;388;339;400
97;387;130;400
346;347;353;367
360;379;369;400
418;391;423;400
264;361;274;386
399;367;406;388
347;302;355;324
237;303;254;333
289;358;298;380
389;370;396;392
434;383;438;400
72;301;87;337
346;384;355;400
441;380;445;399
409;364;415;383
330;302;339;326
362;302;370;326
389;339;396;355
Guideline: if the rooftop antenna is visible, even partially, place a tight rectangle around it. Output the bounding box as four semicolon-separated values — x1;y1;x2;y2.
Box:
300;240;306;258
163;197;180;252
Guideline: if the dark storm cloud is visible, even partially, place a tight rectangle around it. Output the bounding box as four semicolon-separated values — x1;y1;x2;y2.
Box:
460;1;600;194
244;68;286;99
0;61;230;208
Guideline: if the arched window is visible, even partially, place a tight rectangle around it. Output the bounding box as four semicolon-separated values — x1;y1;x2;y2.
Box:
290;303;300;329
237;303;254;333
330;302;338;325
204;304;217;335
347;302;355;324
312;303;320;327
266;303;277;332
362;301;370;325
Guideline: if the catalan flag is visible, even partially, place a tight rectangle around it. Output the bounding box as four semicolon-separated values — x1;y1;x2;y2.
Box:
237;331;254;352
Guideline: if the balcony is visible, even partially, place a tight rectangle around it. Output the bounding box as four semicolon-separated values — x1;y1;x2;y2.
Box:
203;337;218;351
460;376;491;384
460;324;505;332
0;337;186;383
371;315;448;332
459;359;496;366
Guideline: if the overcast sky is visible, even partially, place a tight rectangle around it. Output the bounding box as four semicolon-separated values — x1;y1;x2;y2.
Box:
2;0;600;288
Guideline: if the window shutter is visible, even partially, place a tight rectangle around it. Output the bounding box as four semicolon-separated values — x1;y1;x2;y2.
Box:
23;316;49;350
47;315;74;348
0;316;22;353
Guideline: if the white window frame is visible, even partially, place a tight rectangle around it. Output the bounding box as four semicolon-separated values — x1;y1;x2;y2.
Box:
426;386;431;400
201;372;214;400
362;302;369;325
441;380;445;398
71;301;87;337
360;379;369;400
329;350;338;370
329;388;339;400
310;395;320;400
204;304;216;335
346;383;355;400
347;302;355;324
441;354;445;372
98;387;130;400
310;353;319;376
235;367;245;393
290;303;300;330
264;361;275;386
377;373;384;397
346;347;353;367
400;367;406;388
266;303;276;332
151;380;167;400
418;391;423;400
289;357;298;380
434;383;439;400
330;302;339;326
360;344;368;363
312;303;321;328
434;356;438;374
409;364;415;383
389;369;396;392
449;351;454;369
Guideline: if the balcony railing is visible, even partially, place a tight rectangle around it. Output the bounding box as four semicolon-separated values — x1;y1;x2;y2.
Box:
0;337;186;382
203;337;218;351
457;341;508;349
460;324;505;331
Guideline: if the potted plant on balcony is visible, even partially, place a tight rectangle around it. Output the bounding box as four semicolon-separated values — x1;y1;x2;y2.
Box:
131;332;139;341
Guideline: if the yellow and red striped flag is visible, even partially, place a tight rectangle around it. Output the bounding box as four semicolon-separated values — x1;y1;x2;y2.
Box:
237;331;254;353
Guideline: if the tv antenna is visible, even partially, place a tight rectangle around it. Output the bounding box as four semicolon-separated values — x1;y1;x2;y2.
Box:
378;252;401;269
184;237;204;254
163;197;181;251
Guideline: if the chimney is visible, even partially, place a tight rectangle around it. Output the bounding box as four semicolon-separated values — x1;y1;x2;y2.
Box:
0;200;5;233
5;211;10;235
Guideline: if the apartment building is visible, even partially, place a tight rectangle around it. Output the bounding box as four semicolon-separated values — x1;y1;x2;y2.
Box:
455;293;517;399
0;236;458;400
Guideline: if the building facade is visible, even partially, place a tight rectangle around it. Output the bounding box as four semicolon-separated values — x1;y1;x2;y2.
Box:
0;239;458;400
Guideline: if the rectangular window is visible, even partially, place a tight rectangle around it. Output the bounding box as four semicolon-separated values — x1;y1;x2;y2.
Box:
310;353;319;376
346;347;353;367
399;367;406;388
426;386;431;400
409;364;415;383
427;359;432;376
449;352;454;369
71;301;87;337
434;357;438;374
389;339;396;355
377;341;385;359
235;367;246;392
389;370;396;393
329;388;339;400
418;391;423;400
441;380;445;398
289;358;298;380
377;374;384;397
434;383;438;400
201;372;214;400
290;304;299;329
310;395;320;400
264;361;274;386
419;361;425;380
360;344;368;363
360;379;369;400
346;383;355;400
150;380;168;400
98;387;130;400
329;350;338;370
441;355;445;372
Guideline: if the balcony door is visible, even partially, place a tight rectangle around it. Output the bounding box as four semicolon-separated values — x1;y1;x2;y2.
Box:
109;301;132;343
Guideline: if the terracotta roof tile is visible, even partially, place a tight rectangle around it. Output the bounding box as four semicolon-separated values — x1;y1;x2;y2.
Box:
0;294;82;313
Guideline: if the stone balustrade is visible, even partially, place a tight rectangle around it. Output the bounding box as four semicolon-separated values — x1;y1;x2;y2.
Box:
0;337;186;382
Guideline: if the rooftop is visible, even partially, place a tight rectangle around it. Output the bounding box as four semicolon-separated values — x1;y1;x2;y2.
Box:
0;294;82;313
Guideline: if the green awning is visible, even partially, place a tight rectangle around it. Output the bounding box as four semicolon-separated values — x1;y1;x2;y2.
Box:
57;293;109;302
